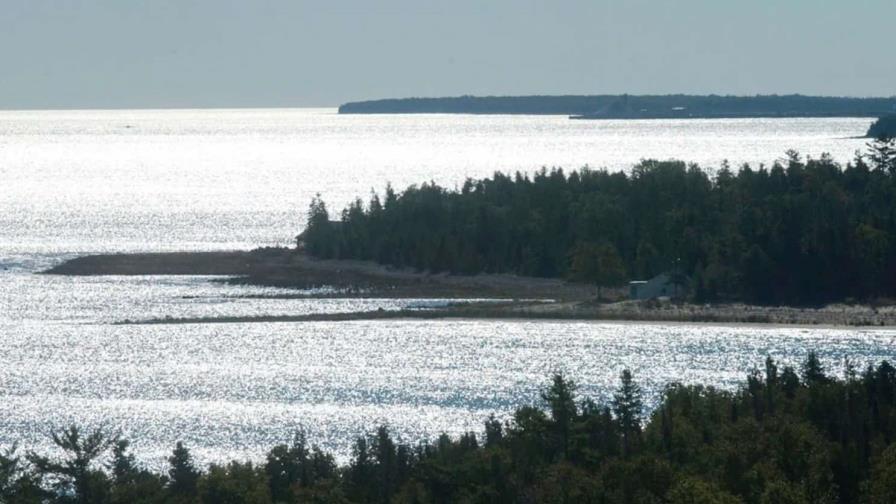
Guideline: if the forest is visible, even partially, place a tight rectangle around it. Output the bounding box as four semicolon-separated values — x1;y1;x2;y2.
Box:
0;354;894;503
867;115;896;139
338;95;896;118
303;140;896;305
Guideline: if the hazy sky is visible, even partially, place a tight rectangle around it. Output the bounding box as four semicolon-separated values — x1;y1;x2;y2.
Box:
2;0;894;109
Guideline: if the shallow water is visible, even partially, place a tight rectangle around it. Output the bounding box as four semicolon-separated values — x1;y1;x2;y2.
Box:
0;271;498;324
0;109;891;467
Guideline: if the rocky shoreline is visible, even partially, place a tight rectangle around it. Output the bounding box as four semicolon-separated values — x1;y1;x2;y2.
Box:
45;248;896;327
44;248;597;300
119;301;896;327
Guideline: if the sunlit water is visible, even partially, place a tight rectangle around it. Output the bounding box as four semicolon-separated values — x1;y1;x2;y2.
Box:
1;109;892;467
0;109;873;257
1;319;894;468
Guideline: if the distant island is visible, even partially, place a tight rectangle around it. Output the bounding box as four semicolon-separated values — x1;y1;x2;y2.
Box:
868;114;896;138
339;94;896;119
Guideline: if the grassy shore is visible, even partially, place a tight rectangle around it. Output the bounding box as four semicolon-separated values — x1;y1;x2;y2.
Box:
45;248;896;326
44;247;595;300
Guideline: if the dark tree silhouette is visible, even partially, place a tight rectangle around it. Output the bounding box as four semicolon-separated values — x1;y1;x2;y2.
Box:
167;441;199;499
541;373;578;458
867;136;896;174
612;369;643;457
569;243;627;300
2;355;896;503
27;426;116;504
303;143;896;305
867;114;896;139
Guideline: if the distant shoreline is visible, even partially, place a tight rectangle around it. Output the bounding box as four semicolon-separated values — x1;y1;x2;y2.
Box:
114;306;896;329
45;249;896;327
338;94;896;119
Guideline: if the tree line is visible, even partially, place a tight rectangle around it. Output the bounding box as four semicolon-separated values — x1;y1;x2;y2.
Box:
1;354;895;503
867;115;896;139
303;141;896;305
338;95;896;118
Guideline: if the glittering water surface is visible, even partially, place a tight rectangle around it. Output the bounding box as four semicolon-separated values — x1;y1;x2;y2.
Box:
1;109;892;467
1;319;894;467
0;109;873;256
1;271;491;324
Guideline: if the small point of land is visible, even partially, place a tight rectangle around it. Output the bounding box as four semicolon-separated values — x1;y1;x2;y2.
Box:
45;249;896;327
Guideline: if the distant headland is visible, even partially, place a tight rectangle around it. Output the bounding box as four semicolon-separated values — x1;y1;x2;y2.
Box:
338;94;896;119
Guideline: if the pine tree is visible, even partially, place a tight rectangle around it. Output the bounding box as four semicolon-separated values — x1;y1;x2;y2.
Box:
802;351;829;385
167;441;199;498
27;425;116;504
765;356;779;414
866;136;896;175
372;426;397;502
541;373;578;458
485;414;503;447
612;370;643;457
109;439;136;485
303;195;337;258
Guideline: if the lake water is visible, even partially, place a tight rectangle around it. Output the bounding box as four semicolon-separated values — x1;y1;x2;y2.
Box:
1;108;892;467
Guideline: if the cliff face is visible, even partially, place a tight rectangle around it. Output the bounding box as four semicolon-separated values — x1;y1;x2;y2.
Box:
868;115;896;138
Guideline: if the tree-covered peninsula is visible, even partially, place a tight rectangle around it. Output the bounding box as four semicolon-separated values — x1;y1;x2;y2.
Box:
304;146;896;306
1;355;894;503
338;94;896;118
868;115;896;139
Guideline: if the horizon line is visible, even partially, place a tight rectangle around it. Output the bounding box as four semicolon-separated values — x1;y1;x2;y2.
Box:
4;92;896;113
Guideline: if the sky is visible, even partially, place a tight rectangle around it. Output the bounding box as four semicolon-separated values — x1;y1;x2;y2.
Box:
1;0;894;109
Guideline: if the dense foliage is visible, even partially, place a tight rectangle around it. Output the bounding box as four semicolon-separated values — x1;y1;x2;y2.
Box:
338;94;896;117
304;147;896;305
867;115;896;139
2;355;895;503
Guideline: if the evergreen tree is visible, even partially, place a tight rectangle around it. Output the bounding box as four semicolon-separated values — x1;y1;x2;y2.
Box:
265;431;310;502
347;436;372;502
866;136;896;174
802;351;829;385
484;414;503;447
0;445;44;503
369;426;400;503
612;370;643;457
167;441;199;499
541;373;578;459
303;195;338;258
27;426;115;504
108;440;136;486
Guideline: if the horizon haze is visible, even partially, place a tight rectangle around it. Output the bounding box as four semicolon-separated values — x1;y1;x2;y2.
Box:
2;0;895;110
